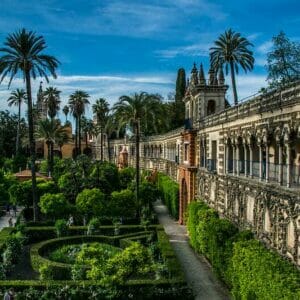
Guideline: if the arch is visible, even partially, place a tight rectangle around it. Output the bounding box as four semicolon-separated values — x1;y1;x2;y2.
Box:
207;100;216;115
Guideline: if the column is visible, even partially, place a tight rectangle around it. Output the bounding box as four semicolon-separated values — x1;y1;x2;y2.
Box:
265;145;269;183
278;142;283;185
286;144;291;188
225;143;229;174
244;144;248;177
232;145;236;176
203;140;206;168
259;144;263;181
249;145;253;178
236;145;240;176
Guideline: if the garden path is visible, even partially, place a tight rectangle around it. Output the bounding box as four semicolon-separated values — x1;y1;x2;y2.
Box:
0;207;21;231
154;200;231;300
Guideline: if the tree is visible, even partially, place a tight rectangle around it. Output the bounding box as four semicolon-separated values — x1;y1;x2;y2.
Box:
113;92;161;212
39;193;70;220
36;119;68;175
44;87;61;120
0;28;60;221
81;116;94;150
68;91;90;157
92;98;109;161
7;89;27;154
109;189;136;218
62;105;69;123
171;68;186;128
76;188;105;221
210;29;254;105
266;31;300;87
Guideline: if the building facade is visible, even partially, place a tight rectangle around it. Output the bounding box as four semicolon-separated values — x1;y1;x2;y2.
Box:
95;64;300;266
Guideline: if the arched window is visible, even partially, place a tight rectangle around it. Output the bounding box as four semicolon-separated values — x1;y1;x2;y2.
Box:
207;100;216;115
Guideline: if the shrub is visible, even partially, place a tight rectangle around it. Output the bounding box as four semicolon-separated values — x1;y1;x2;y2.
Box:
39;263;54;280
55;219;68;237
157;173;179;219
87;217;102;235
76;188;106;221
119;167;135;189
139;181;159;207
39;193;70;220
109;189;136;218
58;172;80;202
37;180;57;196
187;200;300;298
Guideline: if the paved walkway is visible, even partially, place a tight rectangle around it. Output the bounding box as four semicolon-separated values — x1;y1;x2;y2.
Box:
154;201;230;300
0;208;21;231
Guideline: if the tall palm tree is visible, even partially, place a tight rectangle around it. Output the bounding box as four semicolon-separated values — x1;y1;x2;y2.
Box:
44;87;61;120
105;114;119;162
0;28;59;221
210;29;254;105
81;116;94;149
92;98;109;161
7;89;27;154
68;90;90;157
62;105;69;123
113;92;161;214
36;119;68;175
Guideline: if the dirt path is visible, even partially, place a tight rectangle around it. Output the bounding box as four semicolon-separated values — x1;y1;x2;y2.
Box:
154;201;231;300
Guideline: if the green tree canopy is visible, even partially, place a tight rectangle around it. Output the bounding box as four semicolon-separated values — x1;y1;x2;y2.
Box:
39;193;70;219
266;31;300;87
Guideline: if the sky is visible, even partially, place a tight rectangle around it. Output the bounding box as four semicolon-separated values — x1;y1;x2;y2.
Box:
0;0;299;120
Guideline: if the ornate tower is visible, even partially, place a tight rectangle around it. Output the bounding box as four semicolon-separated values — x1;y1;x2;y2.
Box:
36;81;47;120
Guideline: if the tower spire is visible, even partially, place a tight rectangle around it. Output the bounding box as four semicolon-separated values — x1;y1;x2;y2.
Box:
190;62;198;86
218;67;225;85
199;63;206;85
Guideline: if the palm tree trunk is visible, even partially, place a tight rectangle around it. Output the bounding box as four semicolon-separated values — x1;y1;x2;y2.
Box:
85;132;88;149
78;116;82;155
135;119;140;217
100;126;103;161
50;142;54;176
74;117;78;158
16;102;21;155
230;61;238;105
47;141;51;175
107;134;111;162
25;71;38;222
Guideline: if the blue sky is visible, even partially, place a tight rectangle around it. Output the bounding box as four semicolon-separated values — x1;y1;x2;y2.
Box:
0;0;299;119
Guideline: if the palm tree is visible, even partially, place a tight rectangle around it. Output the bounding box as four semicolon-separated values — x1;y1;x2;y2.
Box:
113;92;161;214
7;89;27;154
36;119;68;175
0;28;59;221
68;90;90;157
92;98;109;161
81;116;95;149
44;87;61;120
104;114;119;162
210;29;254;105
62;105;69;123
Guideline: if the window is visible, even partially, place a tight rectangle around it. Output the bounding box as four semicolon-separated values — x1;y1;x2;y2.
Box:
207;100;216;115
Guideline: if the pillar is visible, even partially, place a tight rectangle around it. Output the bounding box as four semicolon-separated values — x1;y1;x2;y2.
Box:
265;145;269;183
286;143;291;188
232;145;236;176
244;144;248;177
225;143;229;174
236;145;240;176
259;144;263;181
278;142;283;185
249;145;253;178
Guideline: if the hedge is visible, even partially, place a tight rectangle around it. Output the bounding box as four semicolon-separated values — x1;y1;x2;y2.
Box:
24;225;164;243
0;279;193;299
187;201;300;299
0;227;15;252
157;173;179;219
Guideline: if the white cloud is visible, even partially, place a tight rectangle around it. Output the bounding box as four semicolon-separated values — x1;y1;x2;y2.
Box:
0;73;175;119
257;41;273;54
155;43;210;58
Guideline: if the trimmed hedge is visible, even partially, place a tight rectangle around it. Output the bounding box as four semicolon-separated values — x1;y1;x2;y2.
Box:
187;201;300;299
0;227;15;252
0;279;193;299
24;225;164;243
157;173;179;219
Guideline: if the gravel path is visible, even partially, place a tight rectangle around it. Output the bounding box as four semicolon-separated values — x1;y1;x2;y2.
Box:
154;201;231;300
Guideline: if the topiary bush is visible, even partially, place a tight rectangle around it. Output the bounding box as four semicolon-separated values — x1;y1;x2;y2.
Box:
109;189;136;219
39;193;71;220
76;188;106;222
157;173;179;219
119;167;135;189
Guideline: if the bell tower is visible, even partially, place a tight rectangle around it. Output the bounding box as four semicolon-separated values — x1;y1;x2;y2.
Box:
183;63;228;127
